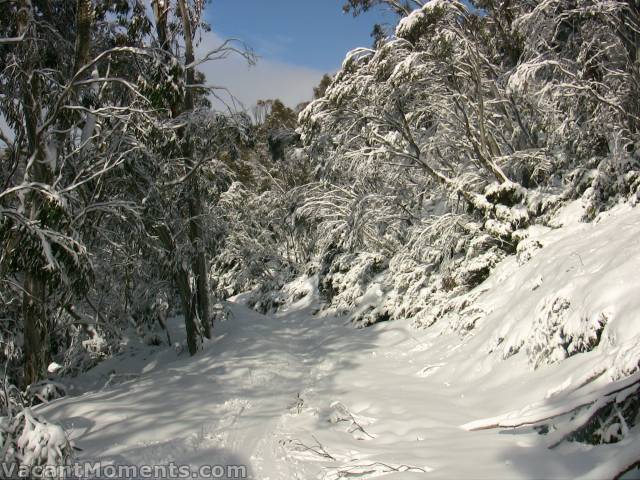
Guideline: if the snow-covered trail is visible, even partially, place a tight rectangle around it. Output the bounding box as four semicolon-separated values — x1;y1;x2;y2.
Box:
37;301;474;478
38;301;605;479
40;302;352;478
39;203;640;479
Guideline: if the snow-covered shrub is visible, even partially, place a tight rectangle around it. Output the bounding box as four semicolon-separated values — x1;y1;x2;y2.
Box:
566;384;640;446
55;326;109;379
244;275;292;314
0;311;23;392
25;381;67;406
211;128;316;309
386;255;434;322
14;409;72;468
582;152;640;221
526;294;609;369
318;252;388;317
129;287;172;347
515;237;543;265
0;407;72;474
454;250;504;289
0;379;24;419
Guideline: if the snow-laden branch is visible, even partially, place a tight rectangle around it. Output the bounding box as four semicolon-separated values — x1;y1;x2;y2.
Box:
0;32;26;45
38;47;155;136
461;370;640;432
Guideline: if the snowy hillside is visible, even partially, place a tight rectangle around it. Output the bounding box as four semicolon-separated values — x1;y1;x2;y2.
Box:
39;199;640;479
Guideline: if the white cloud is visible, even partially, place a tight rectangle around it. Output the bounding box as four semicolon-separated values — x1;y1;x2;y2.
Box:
195;32;326;111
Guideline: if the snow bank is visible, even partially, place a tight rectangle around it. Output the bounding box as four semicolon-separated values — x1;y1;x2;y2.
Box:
468;201;640;380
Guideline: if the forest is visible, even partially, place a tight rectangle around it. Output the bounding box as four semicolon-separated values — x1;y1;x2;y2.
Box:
1;0;640;478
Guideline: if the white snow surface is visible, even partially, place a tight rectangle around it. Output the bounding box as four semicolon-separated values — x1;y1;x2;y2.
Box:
39;201;640;479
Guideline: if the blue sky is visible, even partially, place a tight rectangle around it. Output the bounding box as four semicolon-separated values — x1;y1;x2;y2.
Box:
206;1;395;72
199;1;396;109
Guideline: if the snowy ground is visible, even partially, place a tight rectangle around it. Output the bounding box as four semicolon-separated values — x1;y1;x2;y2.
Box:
40;201;640;479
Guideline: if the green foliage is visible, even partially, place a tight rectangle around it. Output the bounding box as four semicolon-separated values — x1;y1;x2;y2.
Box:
342;0;422;17
138;56;186;111
313;74;333;100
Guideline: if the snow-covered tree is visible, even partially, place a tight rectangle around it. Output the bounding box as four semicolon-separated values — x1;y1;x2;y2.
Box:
0;0;258;386
0;0;159;384
294;0;640;325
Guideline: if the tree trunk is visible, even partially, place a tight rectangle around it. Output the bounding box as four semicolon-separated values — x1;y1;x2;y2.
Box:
23;274;48;385
149;1;212;350
22;125;51;386
176;266;200;355
19;0;52;385
73;0;93;74
188;192;211;339
21;124;52;386
21;0;96;385
178;0;211;340
154;224;200;355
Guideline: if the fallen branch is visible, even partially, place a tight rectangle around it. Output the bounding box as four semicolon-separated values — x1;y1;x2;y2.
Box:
324;461;428;479
461;371;640;431
329;401;376;439
280;435;336;461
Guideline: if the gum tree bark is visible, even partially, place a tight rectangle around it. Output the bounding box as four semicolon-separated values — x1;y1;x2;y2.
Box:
20;0;50;385
178;0;211;341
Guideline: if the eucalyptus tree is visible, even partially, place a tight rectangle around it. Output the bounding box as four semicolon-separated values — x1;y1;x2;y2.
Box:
0;0;252;383
342;0;425;17
301;1;526;251
0;0;163;384
507;0;640;217
146;0;257;353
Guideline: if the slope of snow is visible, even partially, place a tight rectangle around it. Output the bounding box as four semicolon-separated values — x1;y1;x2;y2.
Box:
39;201;640;479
